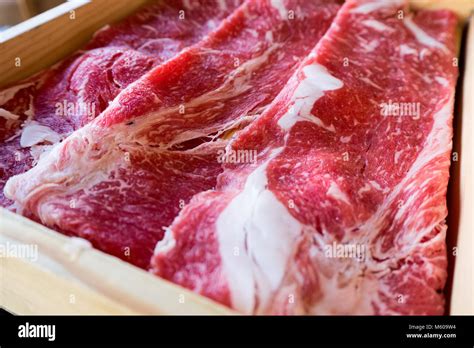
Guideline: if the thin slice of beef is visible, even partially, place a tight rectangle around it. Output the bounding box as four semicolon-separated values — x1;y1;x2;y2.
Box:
151;0;459;314
0;0;242;207
5;0;341;269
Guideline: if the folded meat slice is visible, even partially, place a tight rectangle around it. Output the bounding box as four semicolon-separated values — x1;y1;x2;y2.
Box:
151;0;458;314
5;0;341;269
0;0;242;207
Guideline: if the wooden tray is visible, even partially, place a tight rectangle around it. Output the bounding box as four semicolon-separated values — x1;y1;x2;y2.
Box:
0;0;472;315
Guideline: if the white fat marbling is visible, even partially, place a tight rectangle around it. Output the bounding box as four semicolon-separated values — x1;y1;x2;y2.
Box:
0;82;34;106
20;121;61;148
270;0;288;20
351;0;404;14
435;76;449;87
340;135;352;143
399;44;417;56
403;17;448;52
0;108;20;121
278;63;343;130
361;40;379;53
265;30;274;43
362;19;394;32
216;150;302;314
327;182;350;204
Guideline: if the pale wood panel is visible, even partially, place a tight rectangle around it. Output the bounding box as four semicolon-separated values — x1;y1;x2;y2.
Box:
450;15;474;315
1;254;135;314
0;208;235;315
410;0;474;20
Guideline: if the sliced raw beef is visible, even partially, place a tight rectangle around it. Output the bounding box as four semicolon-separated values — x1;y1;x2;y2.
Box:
151;0;458;314
0;0;242;207
85;0;242;57
5;0;341;269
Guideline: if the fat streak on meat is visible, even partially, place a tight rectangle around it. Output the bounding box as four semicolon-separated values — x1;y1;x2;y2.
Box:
151;0;458;314
4;0;341;269
0;0;242;207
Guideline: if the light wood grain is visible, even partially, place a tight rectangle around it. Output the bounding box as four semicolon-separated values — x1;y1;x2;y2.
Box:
450;15;474;315
410;0;474;20
1;254;135;314
0;208;234;314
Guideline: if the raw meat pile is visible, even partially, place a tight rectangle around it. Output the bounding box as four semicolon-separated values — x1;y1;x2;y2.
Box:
1;0;458;315
0;0;242;207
